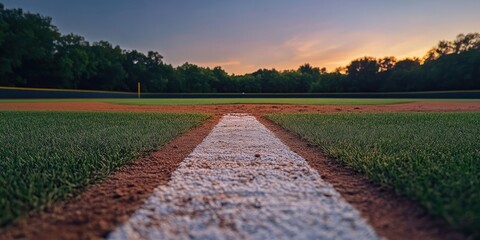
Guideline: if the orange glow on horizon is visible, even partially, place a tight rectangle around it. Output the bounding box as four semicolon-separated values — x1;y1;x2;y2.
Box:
188;31;449;75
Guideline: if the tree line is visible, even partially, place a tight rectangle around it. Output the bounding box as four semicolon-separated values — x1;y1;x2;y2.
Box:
0;4;479;93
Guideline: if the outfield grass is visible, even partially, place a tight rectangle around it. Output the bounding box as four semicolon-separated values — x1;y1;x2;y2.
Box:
267;112;480;236
106;98;419;105
0;98;479;105
0;111;210;226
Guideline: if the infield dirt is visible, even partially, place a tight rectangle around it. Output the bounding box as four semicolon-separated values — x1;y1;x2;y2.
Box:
1;101;480;115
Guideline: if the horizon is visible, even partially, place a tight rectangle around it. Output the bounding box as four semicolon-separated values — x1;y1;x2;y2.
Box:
2;0;480;74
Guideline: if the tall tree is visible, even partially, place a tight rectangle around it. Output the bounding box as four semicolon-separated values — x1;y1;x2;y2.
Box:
54;34;90;88
80;41;127;90
0;5;60;87
378;57;397;72
346;57;379;91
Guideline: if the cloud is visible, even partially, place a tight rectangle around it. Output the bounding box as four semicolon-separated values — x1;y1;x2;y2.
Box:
269;31;376;71
194;60;241;67
262;30;440;72
165;29;449;74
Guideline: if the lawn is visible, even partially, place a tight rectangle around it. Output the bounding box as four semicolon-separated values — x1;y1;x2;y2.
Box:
267;112;480;236
104;98;437;105
0;98;478;105
0;111;210;226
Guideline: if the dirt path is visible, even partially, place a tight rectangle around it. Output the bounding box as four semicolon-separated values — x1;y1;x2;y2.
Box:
109;114;379;239
1;101;480;115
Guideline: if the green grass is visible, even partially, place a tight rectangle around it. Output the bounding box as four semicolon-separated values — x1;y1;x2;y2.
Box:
0;111;210;226
0;98;479;105
105;98;419;105
267;112;480;236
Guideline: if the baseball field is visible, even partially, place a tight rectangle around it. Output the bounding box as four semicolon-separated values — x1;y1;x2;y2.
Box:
0;98;479;239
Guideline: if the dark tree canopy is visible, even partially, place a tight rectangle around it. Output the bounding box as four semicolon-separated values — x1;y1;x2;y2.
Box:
0;5;479;93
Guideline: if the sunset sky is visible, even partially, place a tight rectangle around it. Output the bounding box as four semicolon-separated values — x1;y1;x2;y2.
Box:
3;0;480;74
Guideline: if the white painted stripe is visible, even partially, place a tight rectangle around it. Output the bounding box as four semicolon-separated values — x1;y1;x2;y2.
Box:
109;114;379;240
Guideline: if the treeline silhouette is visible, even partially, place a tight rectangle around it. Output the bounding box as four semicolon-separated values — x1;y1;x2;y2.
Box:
0;4;479;93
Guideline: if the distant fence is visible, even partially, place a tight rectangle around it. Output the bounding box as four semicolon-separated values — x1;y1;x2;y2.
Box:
1;86;480;99
0;87;136;99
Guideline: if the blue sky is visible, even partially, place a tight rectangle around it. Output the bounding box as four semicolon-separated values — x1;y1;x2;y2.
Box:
3;0;480;74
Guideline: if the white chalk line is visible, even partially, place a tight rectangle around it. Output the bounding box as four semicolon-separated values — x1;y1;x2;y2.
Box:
108;114;379;240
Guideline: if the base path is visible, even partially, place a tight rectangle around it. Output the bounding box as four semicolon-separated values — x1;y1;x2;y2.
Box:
108;114;379;240
2;101;480;115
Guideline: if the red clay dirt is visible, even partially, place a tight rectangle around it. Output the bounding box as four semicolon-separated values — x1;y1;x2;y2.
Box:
1;101;480;115
1;101;479;240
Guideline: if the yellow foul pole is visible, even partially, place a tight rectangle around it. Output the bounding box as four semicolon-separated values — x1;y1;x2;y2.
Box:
137;81;141;98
